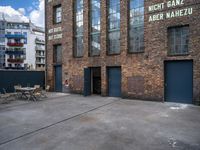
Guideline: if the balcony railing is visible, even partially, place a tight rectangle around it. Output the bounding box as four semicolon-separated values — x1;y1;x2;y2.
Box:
35;38;45;44
7;43;24;47
36;61;45;64
7;58;24;63
5;34;26;39
5;50;25;55
35;46;45;50
36;53;45;57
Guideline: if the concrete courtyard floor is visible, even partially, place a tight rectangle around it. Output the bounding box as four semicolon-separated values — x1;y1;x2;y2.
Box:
0;94;200;150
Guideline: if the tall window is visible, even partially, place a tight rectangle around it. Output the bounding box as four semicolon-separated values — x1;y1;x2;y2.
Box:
168;26;189;55
90;0;101;56
54;44;62;64
129;0;144;53
74;0;84;57
54;5;62;24
108;0;120;54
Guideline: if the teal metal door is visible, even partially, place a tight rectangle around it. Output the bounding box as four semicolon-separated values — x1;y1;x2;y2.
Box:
165;61;193;104
84;68;91;96
108;67;121;97
55;65;62;92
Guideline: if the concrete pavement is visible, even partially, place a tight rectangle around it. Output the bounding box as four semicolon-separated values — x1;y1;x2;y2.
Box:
0;94;199;150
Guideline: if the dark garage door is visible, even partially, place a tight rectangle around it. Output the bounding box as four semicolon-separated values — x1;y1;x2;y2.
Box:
165;61;193;104
55;65;62;92
108;67;121;97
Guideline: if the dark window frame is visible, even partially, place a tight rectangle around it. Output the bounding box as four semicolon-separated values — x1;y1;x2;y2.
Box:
53;4;62;24
74;0;84;58
53;44;62;64
107;0;121;55
89;0;101;57
128;0;144;54
167;25;189;56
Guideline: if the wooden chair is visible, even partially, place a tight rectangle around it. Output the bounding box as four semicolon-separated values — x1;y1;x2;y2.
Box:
33;85;50;99
34;85;40;89
33;87;43;100
14;85;22;99
41;85;50;98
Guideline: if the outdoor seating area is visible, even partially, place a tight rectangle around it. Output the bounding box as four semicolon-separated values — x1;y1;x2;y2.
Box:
0;85;50;104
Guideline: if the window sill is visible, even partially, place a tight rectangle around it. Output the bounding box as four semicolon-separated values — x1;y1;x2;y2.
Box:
53;63;62;66
128;51;145;54
73;56;84;58
107;53;121;56
89;55;100;57
167;53;189;57
53;22;62;25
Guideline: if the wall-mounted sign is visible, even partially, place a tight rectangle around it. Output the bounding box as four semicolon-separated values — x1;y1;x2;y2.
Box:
148;0;193;22
48;34;62;41
54;33;62;39
48;27;62;34
48;27;62;41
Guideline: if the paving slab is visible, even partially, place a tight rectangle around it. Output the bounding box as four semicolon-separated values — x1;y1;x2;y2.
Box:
0;95;200;150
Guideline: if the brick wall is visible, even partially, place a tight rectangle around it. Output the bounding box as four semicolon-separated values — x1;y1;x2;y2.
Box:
46;0;200;103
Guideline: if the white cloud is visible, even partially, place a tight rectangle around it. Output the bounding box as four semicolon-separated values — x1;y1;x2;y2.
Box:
29;0;44;27
18;8;26;15
0;6;29;22
0;0;44;27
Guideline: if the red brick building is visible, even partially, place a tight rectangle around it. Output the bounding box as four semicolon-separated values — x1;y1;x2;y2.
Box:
45;0;200;104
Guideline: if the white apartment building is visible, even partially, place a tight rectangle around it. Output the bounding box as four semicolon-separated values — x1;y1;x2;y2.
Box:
3;19;45;70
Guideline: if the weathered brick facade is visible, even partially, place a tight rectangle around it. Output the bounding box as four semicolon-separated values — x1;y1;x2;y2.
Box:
45;0;200;104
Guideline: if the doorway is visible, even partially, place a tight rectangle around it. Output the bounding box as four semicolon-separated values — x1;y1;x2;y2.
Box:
91;67;101;95
83;67;101;96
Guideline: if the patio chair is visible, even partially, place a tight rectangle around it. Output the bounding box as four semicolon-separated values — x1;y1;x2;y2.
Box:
14;85;22;99
34;85;40;89
40;85;50;98
33;87;43;100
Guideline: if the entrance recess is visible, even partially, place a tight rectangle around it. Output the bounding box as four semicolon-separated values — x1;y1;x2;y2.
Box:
84;67;101;96
92;67;101;95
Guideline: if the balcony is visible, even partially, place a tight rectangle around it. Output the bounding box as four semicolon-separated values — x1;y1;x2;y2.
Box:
35;38;45;44
7;43;24;47
36;53;45;58
36;60;45;65
35;45;45;50
5;34;26;39
5;50;25;55
7;58;24;63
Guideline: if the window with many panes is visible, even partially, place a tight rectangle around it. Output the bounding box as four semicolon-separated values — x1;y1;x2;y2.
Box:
74;0;84;57
90;0;101;56
129;0;144;53
54;44;62;64
108;0;120;54
168;26;189;55
54;5;62;24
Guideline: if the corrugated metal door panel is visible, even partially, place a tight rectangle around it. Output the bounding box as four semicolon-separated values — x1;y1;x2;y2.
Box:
108;67;121;97
55;65;62;92
84;68;91;96
165;61;193;104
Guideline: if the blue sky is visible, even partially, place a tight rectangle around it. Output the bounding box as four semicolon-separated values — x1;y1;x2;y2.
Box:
0;0;44;27
0;0;39;16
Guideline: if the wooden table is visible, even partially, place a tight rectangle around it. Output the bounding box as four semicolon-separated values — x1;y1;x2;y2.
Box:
16;87;37;101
